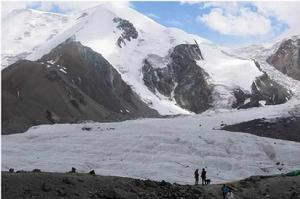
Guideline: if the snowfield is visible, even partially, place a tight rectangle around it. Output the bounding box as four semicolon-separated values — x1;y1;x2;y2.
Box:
2;99;300;184
1;9;74;67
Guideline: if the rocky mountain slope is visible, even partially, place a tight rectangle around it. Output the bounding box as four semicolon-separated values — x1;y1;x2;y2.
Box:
267;36;300;81
2;39;158;134
142;43;212;113
228;35;300;90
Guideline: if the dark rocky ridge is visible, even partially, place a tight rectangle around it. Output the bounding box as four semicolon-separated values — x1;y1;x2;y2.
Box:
232;60;292;109
267;37;300;81
2;171;300;199
2;39;158;134
113;17;138;48
234;73;292;109
142;44;212;113
252;74;291;105
222;114;300;142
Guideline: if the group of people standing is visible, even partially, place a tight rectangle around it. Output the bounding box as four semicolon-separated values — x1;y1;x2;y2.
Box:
194;169;234;199
194;168;207;185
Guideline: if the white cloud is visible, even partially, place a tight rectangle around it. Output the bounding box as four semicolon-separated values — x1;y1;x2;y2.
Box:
179;1;202;5
253;2;300;39
197;1;300;39
198;7;272;36
147;13;160;20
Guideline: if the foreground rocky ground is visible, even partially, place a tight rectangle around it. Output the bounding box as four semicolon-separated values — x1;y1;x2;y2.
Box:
222;116;300;142
2;171;300;199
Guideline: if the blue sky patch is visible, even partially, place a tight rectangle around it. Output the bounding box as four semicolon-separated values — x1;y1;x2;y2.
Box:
24;1;293;46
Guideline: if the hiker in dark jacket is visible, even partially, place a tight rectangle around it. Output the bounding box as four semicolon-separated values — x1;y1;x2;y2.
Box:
194;169;199;185
221;184;230;199
201;168;206;185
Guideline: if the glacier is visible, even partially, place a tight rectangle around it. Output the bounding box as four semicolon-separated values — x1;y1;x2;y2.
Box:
2;99;300;184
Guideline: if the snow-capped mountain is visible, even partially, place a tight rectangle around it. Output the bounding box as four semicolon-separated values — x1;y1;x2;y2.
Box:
2;39;158;134
1;9;74;67
227;35;300;98
1;3;292;116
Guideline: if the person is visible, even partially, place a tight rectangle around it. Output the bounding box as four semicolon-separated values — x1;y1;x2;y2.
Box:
194;169;199;185
221;184;229;199
201;168;206;185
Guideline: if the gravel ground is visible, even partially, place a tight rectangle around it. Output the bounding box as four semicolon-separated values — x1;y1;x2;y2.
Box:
2;171;300;199
222;116;300;142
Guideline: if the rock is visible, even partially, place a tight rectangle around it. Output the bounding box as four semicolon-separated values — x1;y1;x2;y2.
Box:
142;43;212;113
41;182;51;192
237;73;291;109
267;37;300;81
2;40;158;134
89;170;95;175
103;189;117;199
32;169;41;173
251;73;291;105
290;191;298;198
159;180;168;186
82;127;92;131
134;179;142;186
143;179;158;188
76;12;88;20
57;187;67;196
232;88;251;108
78;178;84;182
62;177;72;184
113;17;138;48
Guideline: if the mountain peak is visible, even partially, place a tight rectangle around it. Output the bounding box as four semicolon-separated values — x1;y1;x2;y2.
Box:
2;2;293;115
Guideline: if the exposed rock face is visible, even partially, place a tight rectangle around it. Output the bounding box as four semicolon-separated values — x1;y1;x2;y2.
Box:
267;37;300;81
223;115;300;142
236;73;292;109
142;43;289;112
2;40;158;134
232;88;251;108
252;74;291;104
142;44;212;113
113;17;138;47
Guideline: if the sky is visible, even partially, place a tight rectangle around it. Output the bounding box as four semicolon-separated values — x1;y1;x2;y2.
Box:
1;1;300;46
